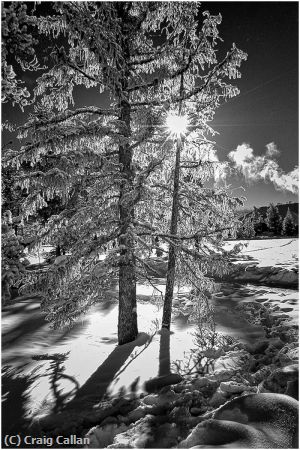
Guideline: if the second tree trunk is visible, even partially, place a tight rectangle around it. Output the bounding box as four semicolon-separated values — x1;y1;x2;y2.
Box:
162;137;182;329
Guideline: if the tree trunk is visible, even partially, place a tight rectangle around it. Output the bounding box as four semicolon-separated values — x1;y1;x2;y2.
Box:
162;137;182;329
117;28;138;345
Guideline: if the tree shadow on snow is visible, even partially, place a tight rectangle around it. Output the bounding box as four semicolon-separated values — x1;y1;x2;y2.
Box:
144;328;182;393
31;353;80;415
1;365;37;439
158;328;171;376
2;314;47;350
64;332;151;411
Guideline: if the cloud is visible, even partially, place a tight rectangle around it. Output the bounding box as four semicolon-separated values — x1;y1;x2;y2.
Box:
228;142;298;194
265;142;280;158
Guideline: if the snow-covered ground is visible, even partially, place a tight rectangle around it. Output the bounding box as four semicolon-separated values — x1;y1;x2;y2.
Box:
2;238;298;428
224;238;298;269
25;239;298;271
2;283;298;420
2;295;195;418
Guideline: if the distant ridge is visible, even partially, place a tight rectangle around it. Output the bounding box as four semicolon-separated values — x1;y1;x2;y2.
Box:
243;202;298;221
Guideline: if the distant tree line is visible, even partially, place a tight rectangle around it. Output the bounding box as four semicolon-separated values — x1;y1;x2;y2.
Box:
237;203;298;239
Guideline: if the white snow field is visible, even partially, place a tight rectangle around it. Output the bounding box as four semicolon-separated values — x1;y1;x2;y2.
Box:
224;238;298;269
2;238;298;422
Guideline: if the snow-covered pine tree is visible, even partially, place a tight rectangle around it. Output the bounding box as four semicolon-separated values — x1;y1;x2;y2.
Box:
138;107;247;329
282;207;296;236
253;206;267;235
266;203;282;235
3;2;246;344
238;215;256;239
132;16;247;329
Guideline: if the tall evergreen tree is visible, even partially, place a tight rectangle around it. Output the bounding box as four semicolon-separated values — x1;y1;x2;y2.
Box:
154;23;247;329
253;206;266;235
3;2;246;343
266;203;282;235
282;207;296;236
236;214;255;239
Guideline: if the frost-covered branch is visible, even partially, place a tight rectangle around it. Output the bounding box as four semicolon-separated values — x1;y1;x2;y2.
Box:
131;46;246;107
20;107;117;132
133;219;235;242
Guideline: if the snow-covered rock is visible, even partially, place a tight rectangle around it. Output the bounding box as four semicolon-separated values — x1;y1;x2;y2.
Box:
190;407;204;416
251;365;274;384
107;415;154;448
169;405;191;424
142;394;158;406
107;415;179;448
258;364;298;399
209;387;228;407
173;382;189;393
226;264;298;288
85;423;128;448
144;373;182;392
212;350;253;381
126;406;148;423
193;377;210;389
191;378;218;400
277;342;299;365
178;393;298;448
220;381;252;394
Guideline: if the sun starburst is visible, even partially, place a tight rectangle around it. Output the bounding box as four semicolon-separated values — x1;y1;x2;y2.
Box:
165;112;189;137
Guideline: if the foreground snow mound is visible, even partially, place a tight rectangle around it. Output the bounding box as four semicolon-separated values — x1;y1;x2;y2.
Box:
179;393;298;448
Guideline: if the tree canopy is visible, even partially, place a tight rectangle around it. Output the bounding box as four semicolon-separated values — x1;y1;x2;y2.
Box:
282;207;297;236
2;2;247;344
